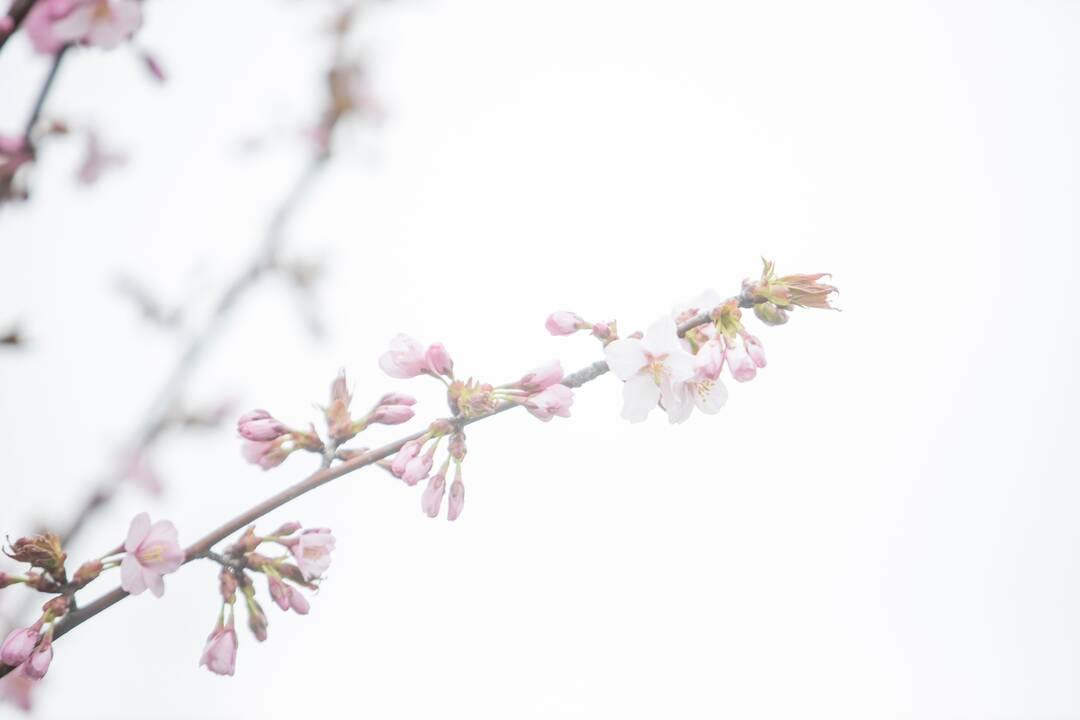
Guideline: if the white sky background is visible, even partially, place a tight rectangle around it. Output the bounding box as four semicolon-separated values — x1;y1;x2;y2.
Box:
1;0;1079;718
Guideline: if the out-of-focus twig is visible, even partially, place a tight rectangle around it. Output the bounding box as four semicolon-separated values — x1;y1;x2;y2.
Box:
0;0;37;53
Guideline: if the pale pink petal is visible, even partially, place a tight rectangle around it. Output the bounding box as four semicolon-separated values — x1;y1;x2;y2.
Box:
143;566;165;598
603;338;647;380
124;512;150;552
664;382;694;424
120;553;146;595
621;374;660;423
664;350;695;385
694;378;729;414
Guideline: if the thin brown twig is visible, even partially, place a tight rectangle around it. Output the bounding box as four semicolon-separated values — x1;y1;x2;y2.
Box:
0;301;746;678
0;0;37;53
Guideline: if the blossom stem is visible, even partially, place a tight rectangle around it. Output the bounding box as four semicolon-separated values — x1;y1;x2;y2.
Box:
0;298;736;680
22;44;69;141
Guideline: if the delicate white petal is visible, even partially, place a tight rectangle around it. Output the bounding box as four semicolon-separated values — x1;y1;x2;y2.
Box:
120;554;146;595
621;375;659;423
642;316;679;355
603;338;647;380
665;382;695;424
665;350;696;384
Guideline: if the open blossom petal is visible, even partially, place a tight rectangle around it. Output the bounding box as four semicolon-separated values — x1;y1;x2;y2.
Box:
604;338;648;380
200;626;238;677
526;384;573;421
291;528;335;580
621;375;660;423
378;334;428;378
120;513;183;597
641;316;680;356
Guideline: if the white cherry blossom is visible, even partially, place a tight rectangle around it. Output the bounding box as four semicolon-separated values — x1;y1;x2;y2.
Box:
604;317;695;423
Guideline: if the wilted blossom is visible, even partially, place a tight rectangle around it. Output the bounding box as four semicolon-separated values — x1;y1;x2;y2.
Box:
237;410;288;441
545;311;585;336
26;0;142;54
604;316;694;423
288;528;335;580
200;616;238;677
120;512;184;597
525;384;574;421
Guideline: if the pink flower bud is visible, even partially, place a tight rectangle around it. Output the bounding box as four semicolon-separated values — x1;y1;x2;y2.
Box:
525;384;574;422
425;343;453;376
696;341;725;381
271;521;301;537
287;586;310;615
0;665;36;711
373;405;415;425
744;335;767;368
267;576;290;611
378;393;416;407
241;439;290;470
0;627;39;666
420;472;446;518
390;439;422;477
22;639;52;680
402;448;435;486
517;360;564;392
447;468;465;522
200;622;238;677
725;346;757;383
378;334;429;378
237;410;288;441
545;311;584;336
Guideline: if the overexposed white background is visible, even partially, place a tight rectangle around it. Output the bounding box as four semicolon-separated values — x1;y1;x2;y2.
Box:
1;1;1079;718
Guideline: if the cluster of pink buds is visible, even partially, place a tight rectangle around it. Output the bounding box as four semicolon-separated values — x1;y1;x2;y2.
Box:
0;513;181;692
200;522;335;675
376;336;575;519
238;371;418;470
25;0;141;54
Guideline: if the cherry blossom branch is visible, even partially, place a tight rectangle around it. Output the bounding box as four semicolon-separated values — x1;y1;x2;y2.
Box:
0;292;758;676
0;261;838;683
22;45;67;139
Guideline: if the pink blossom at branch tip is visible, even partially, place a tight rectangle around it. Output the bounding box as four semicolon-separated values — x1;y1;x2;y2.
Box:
725;345;758;383
545;311;584;336
119;512;184;597
425;343;453;377
290;528;335;580
744;335;767;368
237;409;288;441
390;439;422;478
401;447;435;486
0;627;39;667
22;639;52;680
446;469;464;521
372;404;414;425
525;383;574;422
604;316;694;423
200;621;238;677
0;666;35;711
378;334;429;378
420;471;446;518
517;360;563;391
